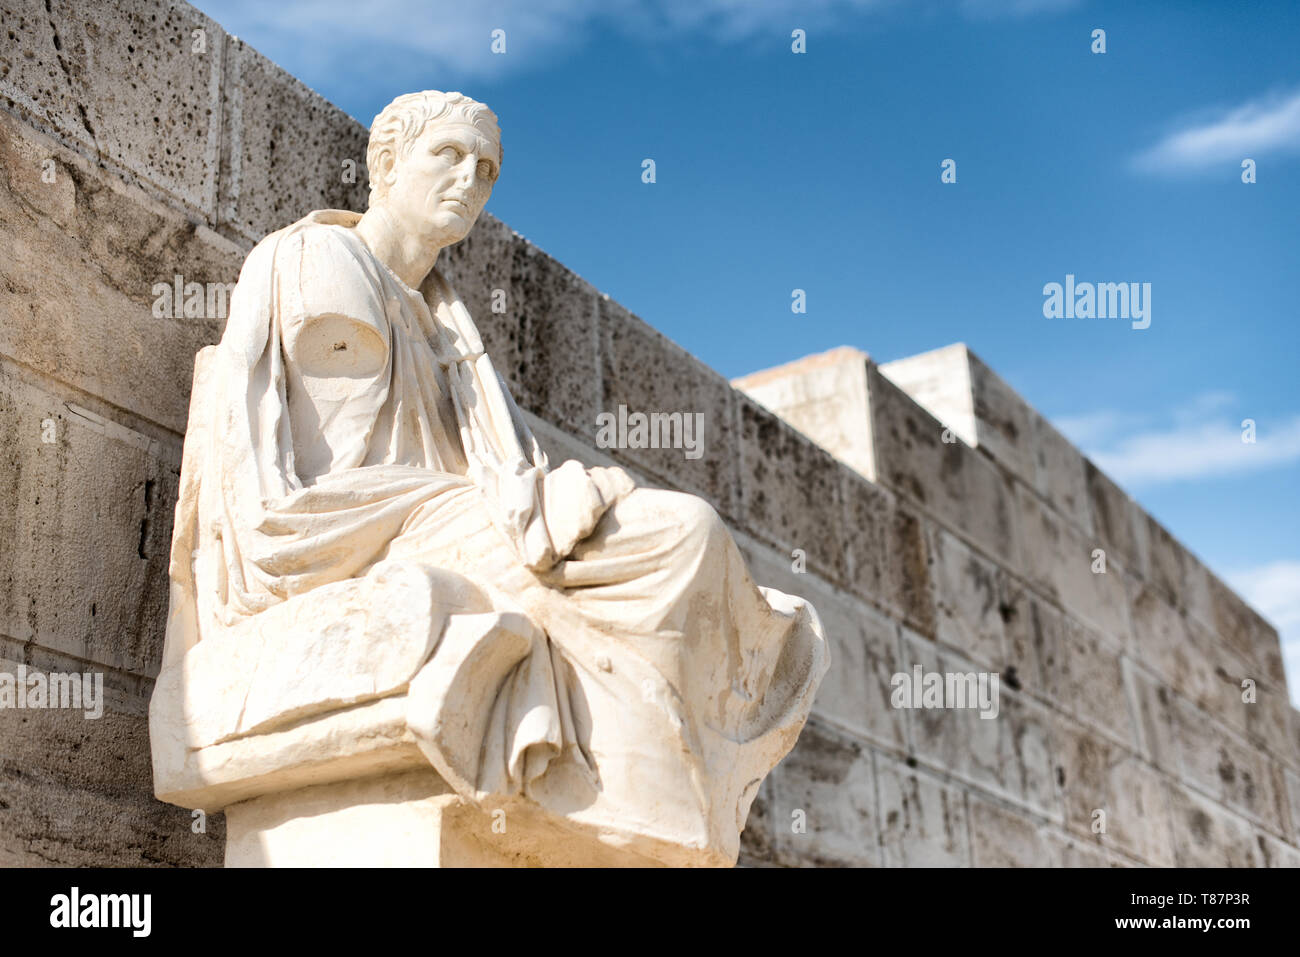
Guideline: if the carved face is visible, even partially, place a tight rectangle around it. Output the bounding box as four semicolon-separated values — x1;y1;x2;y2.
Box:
381;121;500;248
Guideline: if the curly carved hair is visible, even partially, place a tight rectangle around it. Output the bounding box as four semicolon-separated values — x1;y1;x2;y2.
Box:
366;90;502;204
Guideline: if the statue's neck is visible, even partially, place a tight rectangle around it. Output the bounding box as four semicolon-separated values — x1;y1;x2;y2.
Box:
353;207;441;290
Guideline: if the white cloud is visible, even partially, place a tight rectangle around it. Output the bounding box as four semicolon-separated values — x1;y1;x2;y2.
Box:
1052;409;1127;448
1132;87;1300;174
1052;393;1300;487
1088;414;1300;486
197;0;1073;82
1227;560;1300;708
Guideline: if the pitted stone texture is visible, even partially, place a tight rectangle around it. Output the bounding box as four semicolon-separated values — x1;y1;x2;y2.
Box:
1256;830;1300;867
867;364;1020;569
880;344;1036;487
1128;583;1290;761
599;301;741;520
738;396;848;583
1000;588;1064;702
0;662;224;866
0;0;223;216
0;110;241;434
216;38;369;242
839;474;936;638
839;472;892;610
443;219;602;436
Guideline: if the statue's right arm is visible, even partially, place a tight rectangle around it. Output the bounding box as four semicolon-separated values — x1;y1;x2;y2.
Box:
277;228;390;380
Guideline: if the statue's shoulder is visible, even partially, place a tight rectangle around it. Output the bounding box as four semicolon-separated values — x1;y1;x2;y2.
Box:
244;216;364;274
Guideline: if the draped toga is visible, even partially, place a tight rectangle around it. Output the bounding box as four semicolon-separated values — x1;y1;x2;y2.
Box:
157;209;828;863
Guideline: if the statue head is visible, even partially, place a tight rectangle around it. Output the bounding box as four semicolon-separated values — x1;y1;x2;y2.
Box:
365;90;502;249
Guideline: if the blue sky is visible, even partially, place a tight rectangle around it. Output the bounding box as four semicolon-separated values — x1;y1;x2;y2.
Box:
194;0;1300;702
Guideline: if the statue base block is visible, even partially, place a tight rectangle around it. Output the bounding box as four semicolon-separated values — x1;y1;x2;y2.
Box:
223;768;669;867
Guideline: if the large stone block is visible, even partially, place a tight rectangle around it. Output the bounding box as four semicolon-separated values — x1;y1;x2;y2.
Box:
839;471;937;638
899;630;1057;818
0;369;178;676
888;505;938;640
968;796;1054;866
215;37;368;242
0;110;241;434
1030;412;1093;536
876;754;971;867
1014;483;1132;645
1205;568;1287;689
0;656;224;866
1052;713;1175;866
737;395;847;582
733;345;875;481
1168;697;1291;837
1125;661;1180;775
1165;784;1263;867
927;525;1007;670
1083;460;1148;581
1041;618;1133;746
767;720;879;866
839;470;891;610
880;344;1037;487
998;586;1063;701
1129;583;1289;760
0;0;224;217
867;364;1020;569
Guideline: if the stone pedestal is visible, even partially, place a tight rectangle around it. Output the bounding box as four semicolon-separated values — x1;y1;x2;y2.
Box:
223;768;667;868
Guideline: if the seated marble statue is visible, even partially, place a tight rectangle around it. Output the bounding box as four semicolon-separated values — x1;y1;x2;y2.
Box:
152;90;827;866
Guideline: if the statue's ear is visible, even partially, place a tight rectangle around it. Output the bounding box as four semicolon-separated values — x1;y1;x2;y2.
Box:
370;147;397;192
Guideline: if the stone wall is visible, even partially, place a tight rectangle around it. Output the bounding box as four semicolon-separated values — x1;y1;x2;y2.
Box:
1;0;1296;867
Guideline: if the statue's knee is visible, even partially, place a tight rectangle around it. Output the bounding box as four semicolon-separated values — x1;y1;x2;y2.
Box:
664;492;726;556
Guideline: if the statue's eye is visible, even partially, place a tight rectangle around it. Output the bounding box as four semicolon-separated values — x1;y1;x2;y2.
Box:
437;145;462;161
